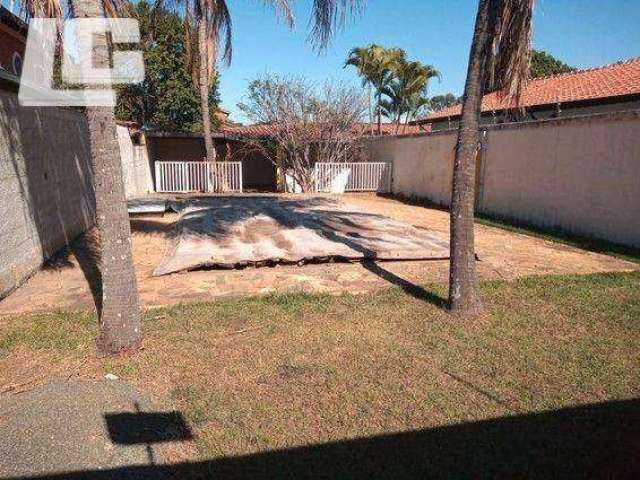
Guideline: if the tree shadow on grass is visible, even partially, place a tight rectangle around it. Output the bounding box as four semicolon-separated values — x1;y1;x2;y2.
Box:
4;398;638;479
361;260;446;308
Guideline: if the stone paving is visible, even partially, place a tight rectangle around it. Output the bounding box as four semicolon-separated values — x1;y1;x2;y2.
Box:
0;193;636;316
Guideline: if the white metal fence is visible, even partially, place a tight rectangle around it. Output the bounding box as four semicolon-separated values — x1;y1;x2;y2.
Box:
314;162;391;193
154;161;243;193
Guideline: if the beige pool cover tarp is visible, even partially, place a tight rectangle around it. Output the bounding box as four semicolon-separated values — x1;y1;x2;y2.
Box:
153;197;449;276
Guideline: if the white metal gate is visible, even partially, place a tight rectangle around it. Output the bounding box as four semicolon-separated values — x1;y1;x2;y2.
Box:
154;161;243;193
314;162;391;193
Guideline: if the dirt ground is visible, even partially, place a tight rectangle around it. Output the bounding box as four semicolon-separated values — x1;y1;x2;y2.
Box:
0;193;636;316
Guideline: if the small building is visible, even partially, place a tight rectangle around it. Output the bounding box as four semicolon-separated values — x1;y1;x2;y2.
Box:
145;125;279;192
0;6;26;78
415;57;640;131
143;122;423;193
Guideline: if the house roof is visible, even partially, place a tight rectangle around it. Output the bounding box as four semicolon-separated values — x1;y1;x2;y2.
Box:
420;57;640;122
219;122;426;139
144;122;427;141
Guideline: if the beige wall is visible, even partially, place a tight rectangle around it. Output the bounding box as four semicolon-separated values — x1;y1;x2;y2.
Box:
366;111;640;248
366;131;457;206
117;126;153;199
0;89;95;298
480;112;640;247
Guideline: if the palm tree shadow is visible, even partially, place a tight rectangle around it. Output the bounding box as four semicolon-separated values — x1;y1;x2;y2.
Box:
44;231;103;316
71;230;103;316
361;260;446;307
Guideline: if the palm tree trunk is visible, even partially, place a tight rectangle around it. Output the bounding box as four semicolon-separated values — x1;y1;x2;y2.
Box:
71;0;141;353
377;91;382;135
402;111;410;134
368;83;374;137
198;16;216;162
448;0;493;315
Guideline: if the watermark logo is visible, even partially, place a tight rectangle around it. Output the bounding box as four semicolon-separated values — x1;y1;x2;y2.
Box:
19;18;144;107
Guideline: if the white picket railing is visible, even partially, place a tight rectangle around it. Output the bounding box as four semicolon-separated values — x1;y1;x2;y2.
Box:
314;162;391;193
154;161;243;193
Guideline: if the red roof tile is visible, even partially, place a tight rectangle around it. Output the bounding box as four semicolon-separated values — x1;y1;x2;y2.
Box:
422;57;640;121
220;122;426;138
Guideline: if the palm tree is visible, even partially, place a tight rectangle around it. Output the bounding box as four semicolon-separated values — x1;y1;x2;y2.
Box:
346;44;403;134
21;0;142;354
448;0;534;314
182;0;234;161
378;84;402;126
345;46;376;136
403;91;430;132
381;58;440;133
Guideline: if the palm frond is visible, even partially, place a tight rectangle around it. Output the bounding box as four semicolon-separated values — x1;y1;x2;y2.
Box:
310;0;365;50
262;0;294;29
487;0;535;103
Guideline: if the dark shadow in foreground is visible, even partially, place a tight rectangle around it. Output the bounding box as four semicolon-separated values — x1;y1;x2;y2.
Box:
5;399;639;479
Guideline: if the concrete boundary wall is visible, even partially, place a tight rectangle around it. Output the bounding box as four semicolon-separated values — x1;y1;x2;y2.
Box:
366;111;640;248
0;89;95;298
117;125;154;199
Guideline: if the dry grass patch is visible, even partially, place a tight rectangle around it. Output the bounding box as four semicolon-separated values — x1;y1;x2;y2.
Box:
1;271;638;473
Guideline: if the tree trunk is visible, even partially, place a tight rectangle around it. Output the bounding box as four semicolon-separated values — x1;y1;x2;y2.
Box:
448;0;493;315
71;0;141;353
377;91;382;135
368;83;374;137
198;16;216;162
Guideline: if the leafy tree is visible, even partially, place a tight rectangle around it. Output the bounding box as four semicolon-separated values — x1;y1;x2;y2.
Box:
530;49;575;78
429;93;460;112
449;0;534;315
115;2;220;132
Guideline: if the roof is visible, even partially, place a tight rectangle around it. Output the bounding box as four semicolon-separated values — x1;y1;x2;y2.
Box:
421;57;640;122
144;122;428;140
219;122;426;138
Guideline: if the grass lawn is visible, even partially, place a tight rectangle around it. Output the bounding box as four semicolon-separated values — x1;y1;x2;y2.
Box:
1;271;639;477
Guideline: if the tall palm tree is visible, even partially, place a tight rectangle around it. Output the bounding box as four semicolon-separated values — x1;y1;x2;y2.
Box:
183;0;234;161
345;46;376;136
381;58;440;133
346;44;403;134
449;0;534;314
403;91;430;132
173;0;366;160
21;0;142;354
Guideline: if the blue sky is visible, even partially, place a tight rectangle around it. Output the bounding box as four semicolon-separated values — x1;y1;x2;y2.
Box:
219;0;640;123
